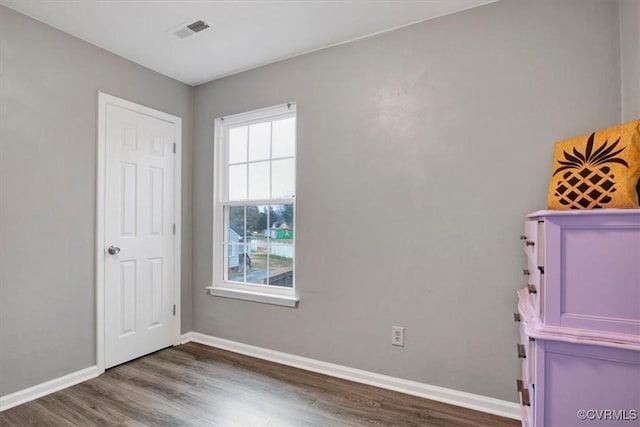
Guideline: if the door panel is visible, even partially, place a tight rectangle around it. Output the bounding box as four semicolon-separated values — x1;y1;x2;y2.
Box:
105;103;177;369
119;260;136;336
150;167;164;235
120;163;137;236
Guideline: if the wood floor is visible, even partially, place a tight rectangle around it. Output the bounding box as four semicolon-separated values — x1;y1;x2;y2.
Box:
0;343;519;427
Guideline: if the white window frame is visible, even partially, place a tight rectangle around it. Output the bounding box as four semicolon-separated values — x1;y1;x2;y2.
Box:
208;103;299;307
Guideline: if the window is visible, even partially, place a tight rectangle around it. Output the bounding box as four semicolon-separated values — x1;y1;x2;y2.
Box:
209;104;298;307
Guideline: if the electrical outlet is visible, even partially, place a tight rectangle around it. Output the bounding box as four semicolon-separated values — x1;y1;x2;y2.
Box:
392;326;405;346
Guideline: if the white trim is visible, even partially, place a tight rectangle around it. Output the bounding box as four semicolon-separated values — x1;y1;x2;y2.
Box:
207;286;299;307
181;332;520;420
96;93;106;374
96;92;182;373
222;198;295;207
0;366;99;412
218;102;295;125
181;331;196;344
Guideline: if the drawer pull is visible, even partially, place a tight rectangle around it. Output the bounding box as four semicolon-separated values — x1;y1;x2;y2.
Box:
514;312;521;322
517;344;526;358
521;388;531;406
520;235;527;240
516;379;523;392
523;269;530;276
525;241;535;247
527;284;537;294
538;266;545;274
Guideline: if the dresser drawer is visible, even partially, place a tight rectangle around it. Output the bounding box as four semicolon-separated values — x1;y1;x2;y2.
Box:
523;221;543;266
520;355;531;394
522;220;545;321
517;380;534;427
517;308;537;385
516;323;536;383
522;268;544;323
522;220;538;261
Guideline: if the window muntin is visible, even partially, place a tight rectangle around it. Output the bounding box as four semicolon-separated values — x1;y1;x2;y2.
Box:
216;104;296;290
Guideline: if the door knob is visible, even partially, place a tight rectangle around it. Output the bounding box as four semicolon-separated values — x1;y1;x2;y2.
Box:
108;245;121;255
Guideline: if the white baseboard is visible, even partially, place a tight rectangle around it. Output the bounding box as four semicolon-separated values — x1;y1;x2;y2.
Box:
181;332;521;420
0;366;99;412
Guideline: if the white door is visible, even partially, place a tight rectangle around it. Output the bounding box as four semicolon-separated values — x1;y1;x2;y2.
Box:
103;100;179;369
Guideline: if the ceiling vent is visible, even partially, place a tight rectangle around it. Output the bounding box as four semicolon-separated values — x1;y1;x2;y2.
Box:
171;20;210;39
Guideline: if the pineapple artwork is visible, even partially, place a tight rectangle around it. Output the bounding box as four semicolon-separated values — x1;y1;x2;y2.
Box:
547;119;640;210
553;133;627;208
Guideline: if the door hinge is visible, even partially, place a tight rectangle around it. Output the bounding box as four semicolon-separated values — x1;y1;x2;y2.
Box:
173;304;176;316
173;224;176;235
173;143;176;153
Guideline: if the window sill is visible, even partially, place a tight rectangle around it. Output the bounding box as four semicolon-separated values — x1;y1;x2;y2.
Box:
207;286;300;308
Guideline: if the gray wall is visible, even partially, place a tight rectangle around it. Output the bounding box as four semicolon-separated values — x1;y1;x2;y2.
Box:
620;0;640;121
192;0;621;402
0;5;193;395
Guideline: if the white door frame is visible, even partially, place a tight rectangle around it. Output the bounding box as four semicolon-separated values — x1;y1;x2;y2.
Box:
96;92;182;373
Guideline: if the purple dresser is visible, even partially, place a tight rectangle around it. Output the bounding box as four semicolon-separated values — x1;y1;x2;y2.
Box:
516;210;640;427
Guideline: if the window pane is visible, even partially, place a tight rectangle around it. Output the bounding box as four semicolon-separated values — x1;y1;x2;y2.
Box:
245;205;269;236
244;205;268;285
226;244;247;283
245;240;268;285
227;206;245;243
228;164;247;200
269;204;294;238
248;161;270;199
228;126;247;164
271;158;295;198
268;244;294;288
272;117;295;158
248;122;271;161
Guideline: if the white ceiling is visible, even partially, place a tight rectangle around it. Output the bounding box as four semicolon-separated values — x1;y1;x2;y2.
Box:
1;0;496;86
